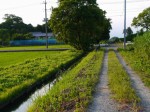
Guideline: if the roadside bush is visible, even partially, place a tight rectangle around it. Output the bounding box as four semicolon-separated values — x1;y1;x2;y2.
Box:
134;31;150;61
119;31;150;87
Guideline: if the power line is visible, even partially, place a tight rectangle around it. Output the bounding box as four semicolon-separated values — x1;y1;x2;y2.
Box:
107;15;123;17
0;2;42;12
106;10;146;15
106;7;148;12
99;0;150;5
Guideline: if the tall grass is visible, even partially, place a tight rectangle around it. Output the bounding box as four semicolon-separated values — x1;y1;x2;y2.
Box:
119;31;150;88
120;51;150;88
134;31;150;61
28;50;104;112
108;51;140;111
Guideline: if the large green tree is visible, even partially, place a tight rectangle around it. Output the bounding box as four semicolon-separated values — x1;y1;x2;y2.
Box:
50;0;111;51
0;14;35;34
132;7;150;31
126;27;133;36
34;24;52;32
0;29;10;46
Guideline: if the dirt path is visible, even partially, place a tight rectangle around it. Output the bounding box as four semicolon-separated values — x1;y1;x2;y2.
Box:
87;49;118;112
115;50;150;112
0;48;69;52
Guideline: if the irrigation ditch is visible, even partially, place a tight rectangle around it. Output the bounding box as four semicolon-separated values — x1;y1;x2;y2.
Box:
0;51;85;112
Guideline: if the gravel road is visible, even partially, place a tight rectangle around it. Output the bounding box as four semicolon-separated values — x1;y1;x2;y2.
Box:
87;46;150;112
87;49;119;112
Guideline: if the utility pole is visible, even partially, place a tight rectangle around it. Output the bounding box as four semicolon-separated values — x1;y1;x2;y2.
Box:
44;0;48;49
124;0;126;49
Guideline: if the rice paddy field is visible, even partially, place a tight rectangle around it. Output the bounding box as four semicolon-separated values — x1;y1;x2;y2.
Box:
0;51;63;67
0;47;82;105
0;45;72;51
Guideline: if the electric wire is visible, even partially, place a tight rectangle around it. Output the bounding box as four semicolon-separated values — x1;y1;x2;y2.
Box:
99;0;150;5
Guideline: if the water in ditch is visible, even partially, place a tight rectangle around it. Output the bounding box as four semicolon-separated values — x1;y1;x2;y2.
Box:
2;78;57;112
1;58;80;112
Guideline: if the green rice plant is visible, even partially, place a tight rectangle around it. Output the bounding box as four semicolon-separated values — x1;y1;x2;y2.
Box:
0;45;72;50
28;50;104;112
0;51;64;67
0;50;82;104
108;51;140;110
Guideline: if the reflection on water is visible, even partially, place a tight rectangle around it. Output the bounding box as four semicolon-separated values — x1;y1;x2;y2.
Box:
2;79;57;112
14;79;57;112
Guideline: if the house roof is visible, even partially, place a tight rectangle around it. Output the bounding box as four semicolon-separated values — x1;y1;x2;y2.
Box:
31;32;53;37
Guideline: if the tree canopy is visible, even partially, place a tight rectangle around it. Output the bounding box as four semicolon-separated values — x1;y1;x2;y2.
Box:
0;14;30;34
132;7;150;31
0;14;52;44
0;29;10;46
126;27;133;36
50;0;111;51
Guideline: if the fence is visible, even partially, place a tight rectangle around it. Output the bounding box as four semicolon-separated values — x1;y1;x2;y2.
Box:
10;39;63;46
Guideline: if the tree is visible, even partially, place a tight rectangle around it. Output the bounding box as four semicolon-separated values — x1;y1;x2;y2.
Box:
109;37;120;43
126;27;133;36
0;29;10;46
50;0;111;51
99;17;112;42
34;24;52;32
132;7;150;31
0;14;36;34
12;33;34;40
0;14;24;33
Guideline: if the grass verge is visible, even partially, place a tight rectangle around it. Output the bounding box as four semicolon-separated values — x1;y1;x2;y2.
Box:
119;51;150;88
108;50;140;111
28;50;104;112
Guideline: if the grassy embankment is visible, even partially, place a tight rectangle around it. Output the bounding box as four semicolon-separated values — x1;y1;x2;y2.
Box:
0;44;72;50
0;50;82;105
119;32;150;88
119;51;150;88
28;50;104;112
108;51;140;111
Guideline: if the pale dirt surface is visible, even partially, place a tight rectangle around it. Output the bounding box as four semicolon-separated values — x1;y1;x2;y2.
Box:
115;50;150;112
87;49;119;112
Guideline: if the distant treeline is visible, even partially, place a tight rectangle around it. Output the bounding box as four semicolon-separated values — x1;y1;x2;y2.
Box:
0;14;52;46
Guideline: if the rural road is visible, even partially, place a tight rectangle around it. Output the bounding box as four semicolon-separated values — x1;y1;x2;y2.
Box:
88;46;150;112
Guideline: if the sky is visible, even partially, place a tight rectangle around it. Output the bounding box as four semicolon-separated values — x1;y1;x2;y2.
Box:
0;0;150;38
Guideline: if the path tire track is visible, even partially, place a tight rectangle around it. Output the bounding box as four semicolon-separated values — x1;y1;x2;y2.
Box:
115;50;150;112
87;49;118;112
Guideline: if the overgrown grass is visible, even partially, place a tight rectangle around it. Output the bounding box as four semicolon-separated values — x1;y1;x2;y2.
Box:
108;51;140;111
134;31;150;61
0;44;72;50
119;31;150;88
28;50;104;112
0;50;82;104
119;51;150;88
